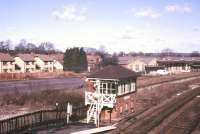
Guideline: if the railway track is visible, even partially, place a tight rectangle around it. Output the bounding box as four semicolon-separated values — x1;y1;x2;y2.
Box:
162;96;200;134
110;86;200;134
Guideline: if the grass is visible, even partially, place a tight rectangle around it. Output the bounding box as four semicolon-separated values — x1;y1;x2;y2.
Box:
0;89;84;108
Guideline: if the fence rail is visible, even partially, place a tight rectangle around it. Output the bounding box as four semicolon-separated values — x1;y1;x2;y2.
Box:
0;107;87;134
0;71;77;81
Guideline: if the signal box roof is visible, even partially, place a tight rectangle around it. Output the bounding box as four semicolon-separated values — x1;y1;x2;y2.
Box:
87;65;139;80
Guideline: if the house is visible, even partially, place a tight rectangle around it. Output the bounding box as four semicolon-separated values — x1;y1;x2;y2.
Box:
118;56;157;73
157;57;200;73
49;54;64;71
14;54;35;73
34;54;54;72
87;54;102;72
53;60;63;71
85;65;139;126
0;53;15;73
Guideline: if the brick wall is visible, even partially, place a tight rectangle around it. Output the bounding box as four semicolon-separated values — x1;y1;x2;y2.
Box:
101;92;137;121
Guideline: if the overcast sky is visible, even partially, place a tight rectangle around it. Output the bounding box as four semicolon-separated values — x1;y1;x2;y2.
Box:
0;0;200;53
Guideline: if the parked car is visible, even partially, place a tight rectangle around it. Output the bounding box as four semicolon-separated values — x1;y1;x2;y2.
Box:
156;70;169;75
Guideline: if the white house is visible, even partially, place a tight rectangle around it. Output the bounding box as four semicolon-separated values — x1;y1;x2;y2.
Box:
0;53;15;73
34;54;54;72
53;60;63;71
118;56;157;73
14;54;35;73
49;54;64;71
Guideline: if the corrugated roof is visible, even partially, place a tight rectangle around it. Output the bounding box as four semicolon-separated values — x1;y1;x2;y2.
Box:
87;65;139;80
158;57;200;64
0;53;14;61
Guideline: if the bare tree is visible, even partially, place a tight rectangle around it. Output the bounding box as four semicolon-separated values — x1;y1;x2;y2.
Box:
0;40;12;52
14;39;27;53
38;42;55;53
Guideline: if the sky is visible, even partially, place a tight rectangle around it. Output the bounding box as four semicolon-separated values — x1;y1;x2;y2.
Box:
0;0;200;53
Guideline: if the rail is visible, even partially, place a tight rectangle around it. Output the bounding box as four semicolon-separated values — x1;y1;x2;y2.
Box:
85;91;116;108
0;106;87;134
111;86;200;134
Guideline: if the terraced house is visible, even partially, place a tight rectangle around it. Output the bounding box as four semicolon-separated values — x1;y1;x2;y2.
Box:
34;54;54;72
0;53;15;73
14;54;36;73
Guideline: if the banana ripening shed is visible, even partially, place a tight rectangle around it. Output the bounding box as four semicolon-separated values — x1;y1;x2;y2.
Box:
85;65;139;127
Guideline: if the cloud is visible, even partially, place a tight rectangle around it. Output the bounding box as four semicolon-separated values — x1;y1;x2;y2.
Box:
130;8;161;18
165;4;192;13
193;27;200;32
116;26;140;40
52;5;87;21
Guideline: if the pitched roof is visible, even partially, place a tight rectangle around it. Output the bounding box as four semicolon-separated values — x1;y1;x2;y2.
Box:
0;53;14;62
118;56;157;65
118;56;133;65
87;65;139;80
49;53;64;64
35;54;54;62
134;56;157;64
16;54;35;61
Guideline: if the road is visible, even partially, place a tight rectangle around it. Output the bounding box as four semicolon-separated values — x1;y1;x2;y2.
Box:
0;77;84;93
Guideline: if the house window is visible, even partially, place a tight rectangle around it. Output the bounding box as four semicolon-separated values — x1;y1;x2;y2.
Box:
117;85;121;95
131;82;135;92
99;81;117;94
3;69;8;72
142;64;145;71
135;64;139;71
3;62;7;65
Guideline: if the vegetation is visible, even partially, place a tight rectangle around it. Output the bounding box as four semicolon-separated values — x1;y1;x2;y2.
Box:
63;47;87;72
0;39;60;54
0;90;84;107
100;54;118;67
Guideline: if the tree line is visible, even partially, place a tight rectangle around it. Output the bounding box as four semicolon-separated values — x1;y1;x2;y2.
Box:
0;39;60;54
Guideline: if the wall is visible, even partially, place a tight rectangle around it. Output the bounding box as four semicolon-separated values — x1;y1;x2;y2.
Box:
53;60;63;70
14;57;25;72
128;60;146;72
101;92;136;121
34;57;44;71
1;61;15;73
